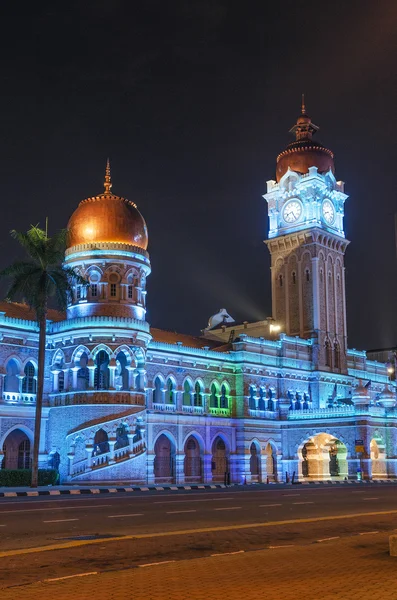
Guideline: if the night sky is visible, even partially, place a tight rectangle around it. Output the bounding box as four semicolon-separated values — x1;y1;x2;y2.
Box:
1;1;396;350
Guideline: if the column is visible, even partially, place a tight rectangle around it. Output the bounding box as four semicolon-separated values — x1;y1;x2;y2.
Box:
51;370;59;393
108;437;116;464
127;366;135;390
203;454;212;483
175;454;185;484
85;444;94;469
87;366;95;389
147;453;155;484
175;389;183;412
71;366;79;390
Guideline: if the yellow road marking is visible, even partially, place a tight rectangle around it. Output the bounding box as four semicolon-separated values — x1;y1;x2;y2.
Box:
0;509;396;559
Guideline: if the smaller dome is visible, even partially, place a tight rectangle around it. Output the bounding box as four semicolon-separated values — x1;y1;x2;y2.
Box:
378;384;396;408
276;104;334;182
352;379;370;404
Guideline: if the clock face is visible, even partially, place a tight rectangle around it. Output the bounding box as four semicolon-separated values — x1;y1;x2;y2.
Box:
322;200;335;224
282;200;302;224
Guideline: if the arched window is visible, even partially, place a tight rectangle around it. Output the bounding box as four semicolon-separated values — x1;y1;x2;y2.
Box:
58;370;65;392
249;386;256;409
302;393;310;410
77;352;89;391
108;273;119;299
94;350;110;390
334;342;341;369
93;429;109;455
4;359;20;393
183;380;192;406
279;274;283;287
153;377;162;404
258;387;266;411
292;271;296;285
267;388;274;411
295;392;301;410
325;339;332;367
220;384;228;409
18;439;31;469
22;362;36;394
194;381;203;407
305;269;310;282
320;269;323;283
166;379;175;404
210;383;218;408
115;352;129;391
115;424;129;450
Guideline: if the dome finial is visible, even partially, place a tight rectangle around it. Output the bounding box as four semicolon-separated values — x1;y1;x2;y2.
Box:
104;158;112;194
301;93;306;115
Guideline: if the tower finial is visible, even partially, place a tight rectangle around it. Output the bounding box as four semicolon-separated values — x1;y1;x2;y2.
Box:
104;158;112;194
301;93;306;115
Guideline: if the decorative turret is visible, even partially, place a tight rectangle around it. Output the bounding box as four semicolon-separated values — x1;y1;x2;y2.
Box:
378;383;396;409
64;162;151;321
275;96;335;182
351;379;370;406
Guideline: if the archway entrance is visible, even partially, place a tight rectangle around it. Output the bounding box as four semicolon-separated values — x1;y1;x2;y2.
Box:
2;429;32;469
211;436;229;482
249;442;261;482
264;443;277;482
184;436;202;483
154;434;175;483
299;433;348;480
370;439;387;479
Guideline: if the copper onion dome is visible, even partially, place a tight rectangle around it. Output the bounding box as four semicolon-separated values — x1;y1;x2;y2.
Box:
67;160;148;250
276;96;335;182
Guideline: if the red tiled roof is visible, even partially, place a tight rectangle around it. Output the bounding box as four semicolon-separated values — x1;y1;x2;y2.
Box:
0;301;64;323
150;328;230;353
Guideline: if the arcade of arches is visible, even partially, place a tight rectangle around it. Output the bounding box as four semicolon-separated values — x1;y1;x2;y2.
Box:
299;433;348;480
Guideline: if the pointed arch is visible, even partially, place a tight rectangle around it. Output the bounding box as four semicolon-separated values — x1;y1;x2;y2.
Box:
113;345;135;365
52;348;65;366
91;344;112;360
71;345;91;364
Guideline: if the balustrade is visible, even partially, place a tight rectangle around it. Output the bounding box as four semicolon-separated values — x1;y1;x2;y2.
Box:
2;391;36;405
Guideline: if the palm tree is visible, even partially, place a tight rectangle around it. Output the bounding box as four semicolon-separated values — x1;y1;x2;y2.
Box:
0;225;86;487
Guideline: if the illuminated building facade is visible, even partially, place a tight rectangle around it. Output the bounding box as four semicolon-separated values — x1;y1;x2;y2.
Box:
0;110;396;484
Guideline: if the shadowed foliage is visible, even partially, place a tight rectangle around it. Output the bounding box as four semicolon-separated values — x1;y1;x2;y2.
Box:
0;225;87;487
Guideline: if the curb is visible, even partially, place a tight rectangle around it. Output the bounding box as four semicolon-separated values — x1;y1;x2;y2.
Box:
1;479;397;497
0;483;229;498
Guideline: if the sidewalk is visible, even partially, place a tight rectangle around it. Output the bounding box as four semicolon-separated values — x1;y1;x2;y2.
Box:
2;533;395;600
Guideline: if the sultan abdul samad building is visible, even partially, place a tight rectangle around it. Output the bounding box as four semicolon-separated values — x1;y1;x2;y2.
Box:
0;105;396;484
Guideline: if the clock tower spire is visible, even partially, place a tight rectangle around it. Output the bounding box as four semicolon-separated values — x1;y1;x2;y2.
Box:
264;103;349;373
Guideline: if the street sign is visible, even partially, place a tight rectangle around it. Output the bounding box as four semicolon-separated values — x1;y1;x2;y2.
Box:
355;439;365;452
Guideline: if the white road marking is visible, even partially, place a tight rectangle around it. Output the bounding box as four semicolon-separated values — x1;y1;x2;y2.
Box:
43;518;80;523
107;514;144;518
293;501;314;505
259;504;282;507
139;560;175;568
154;498;234;504
214;507;242;511
0;524;6;527
363;497;379;500
359;531;379;535
166;510;197;514
44;572;98;582
211;550;244;556
0;504;112;515
317;536;340;542
269;545;295;548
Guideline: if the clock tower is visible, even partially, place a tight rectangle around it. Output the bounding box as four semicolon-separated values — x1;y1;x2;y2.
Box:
264;101;349;372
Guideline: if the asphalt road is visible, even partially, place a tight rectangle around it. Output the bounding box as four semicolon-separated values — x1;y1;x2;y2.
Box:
1;484;397;590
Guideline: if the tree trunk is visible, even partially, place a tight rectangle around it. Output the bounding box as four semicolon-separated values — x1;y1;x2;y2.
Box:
31;314;47;488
